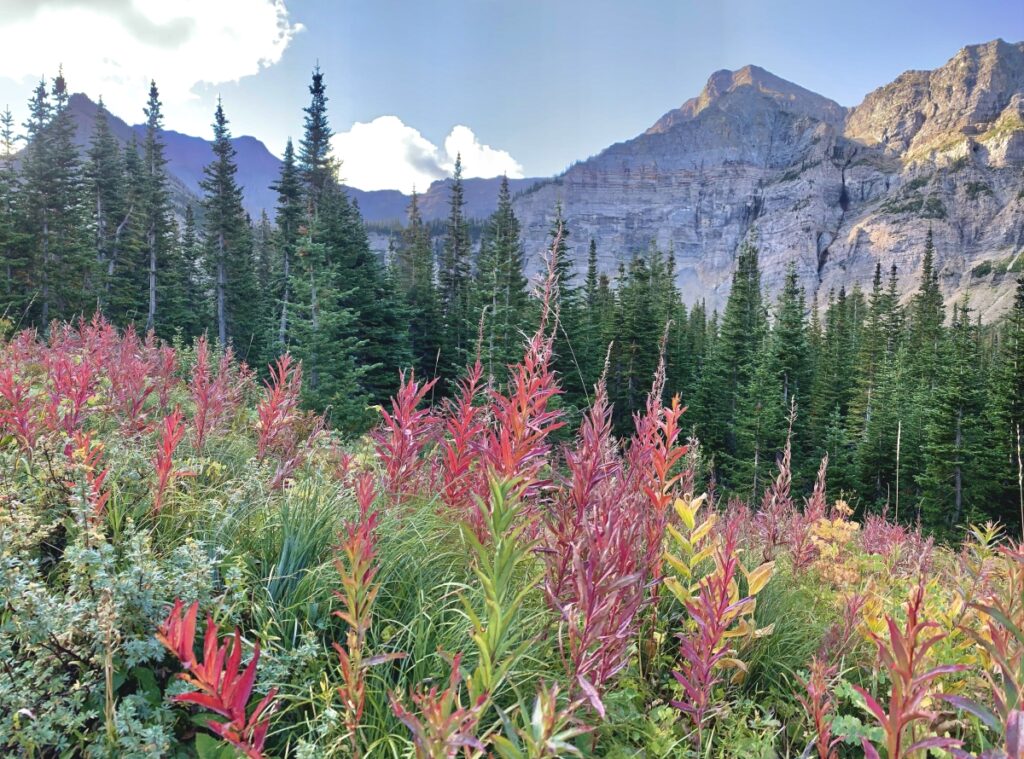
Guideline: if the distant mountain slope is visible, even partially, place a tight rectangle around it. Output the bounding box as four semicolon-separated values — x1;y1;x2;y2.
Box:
66;94;539;222
511;39;1024;320
59;39;1024;319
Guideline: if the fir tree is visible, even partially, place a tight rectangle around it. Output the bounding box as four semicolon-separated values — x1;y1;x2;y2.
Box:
86;98;128;316
989;277;1024;527
200;99;260;354
141;81;173;333
438;154;472;379
0;107;28;317
397;190;443;378
298;65;335;216
270;138;302;347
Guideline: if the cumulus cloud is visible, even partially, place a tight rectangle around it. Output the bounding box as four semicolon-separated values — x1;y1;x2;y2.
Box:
332;116;524;193
0;0;301;126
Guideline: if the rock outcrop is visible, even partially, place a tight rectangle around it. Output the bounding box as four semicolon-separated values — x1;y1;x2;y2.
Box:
511;40;1024;320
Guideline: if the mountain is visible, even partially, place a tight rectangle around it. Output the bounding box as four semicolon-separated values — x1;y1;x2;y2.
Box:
511;39;1024;319
61;39;1024;319
65;94;540;223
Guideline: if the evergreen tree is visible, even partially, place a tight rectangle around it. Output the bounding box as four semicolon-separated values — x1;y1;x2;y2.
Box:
0;107;28;317
200;99;260;354
694;239;766;485
298;66;335;216
772;263;812;480
270;138;302;347
141;81;174;333
989;277;1024;527
474;174;528;379
397;190;443;378
438;154;472;379
919;298;989;531
86;98;130;316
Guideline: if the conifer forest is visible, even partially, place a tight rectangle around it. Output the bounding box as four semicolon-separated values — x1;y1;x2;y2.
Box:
3;32;1024;759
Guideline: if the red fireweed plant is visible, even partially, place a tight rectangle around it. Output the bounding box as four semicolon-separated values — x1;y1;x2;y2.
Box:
945;543;1024;758
390;652;486;759
0;366;40;451
797;655;842;759
374;369;437;506
68;430;110;525
153;406;188;512
106;325;157;434
256;353;302;463
755;420;795;562
156;600;279;759
439;360;487;527
190;336;244;451
790;455;829;573
671;520;748;749
334;472;405;755
855;582;964;759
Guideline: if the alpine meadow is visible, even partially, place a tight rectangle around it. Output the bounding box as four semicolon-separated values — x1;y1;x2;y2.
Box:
2;3;1024;757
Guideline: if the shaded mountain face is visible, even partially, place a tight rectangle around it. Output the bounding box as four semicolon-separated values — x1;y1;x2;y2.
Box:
66;93;539;222
512;39;1024;320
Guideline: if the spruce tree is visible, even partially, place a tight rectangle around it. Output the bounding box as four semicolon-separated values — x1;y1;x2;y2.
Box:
919;298;989;531
298;66;335;217
474;174;528;379
397;190;443;378
693;239;766;485
270;138;302;347
86;98;128;316
141;81;174;333
0;107;27;317
438;154;472;379
200;99;260;354
989;277;1024;527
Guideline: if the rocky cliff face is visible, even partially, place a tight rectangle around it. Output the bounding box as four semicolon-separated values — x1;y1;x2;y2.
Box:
511;40;1024;320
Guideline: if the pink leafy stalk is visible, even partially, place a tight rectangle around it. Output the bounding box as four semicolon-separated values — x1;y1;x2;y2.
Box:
152;407;188;513
439;360;487;526
390;653;486;759
256;353;302;463
69;431;110;523
43;352;96;438
106;325;156;434
544;377;617;606
945;544;1024;759
0;367;40;451
671;521;746;748
374;370;438;506
334;472;405;755
483;327;564;506
543;377;648;717
143;331;179;412
755;424;794;562
790;455;829;573
854;582;964;759
156;600;278;759
796;655;841;759
640;393;687;585
818;591;868;662
861;512;936;577
190;336;243;451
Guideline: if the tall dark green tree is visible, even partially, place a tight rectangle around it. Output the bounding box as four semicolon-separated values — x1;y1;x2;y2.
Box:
694;239;766;484
474;174;528;379
86;98;129;316
0;107;28;317
988;277;1024;528
298;66;335;217
919;298;989;531
438;154;472;379
200;100;259;354
270;138;302;348
141;81;174;333
396;191;442;378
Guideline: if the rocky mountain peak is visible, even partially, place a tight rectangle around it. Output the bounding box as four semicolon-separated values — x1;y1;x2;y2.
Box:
647;64;846;134
845;39;1024;159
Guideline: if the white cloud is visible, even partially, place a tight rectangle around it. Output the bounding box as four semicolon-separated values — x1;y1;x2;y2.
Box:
332;116;524;193
0;0;301;127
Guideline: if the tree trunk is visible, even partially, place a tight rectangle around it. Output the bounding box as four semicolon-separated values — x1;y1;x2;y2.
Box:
217;232;227;346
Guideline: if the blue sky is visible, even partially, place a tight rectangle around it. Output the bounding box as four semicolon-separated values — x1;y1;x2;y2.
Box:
0;0;1020;190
